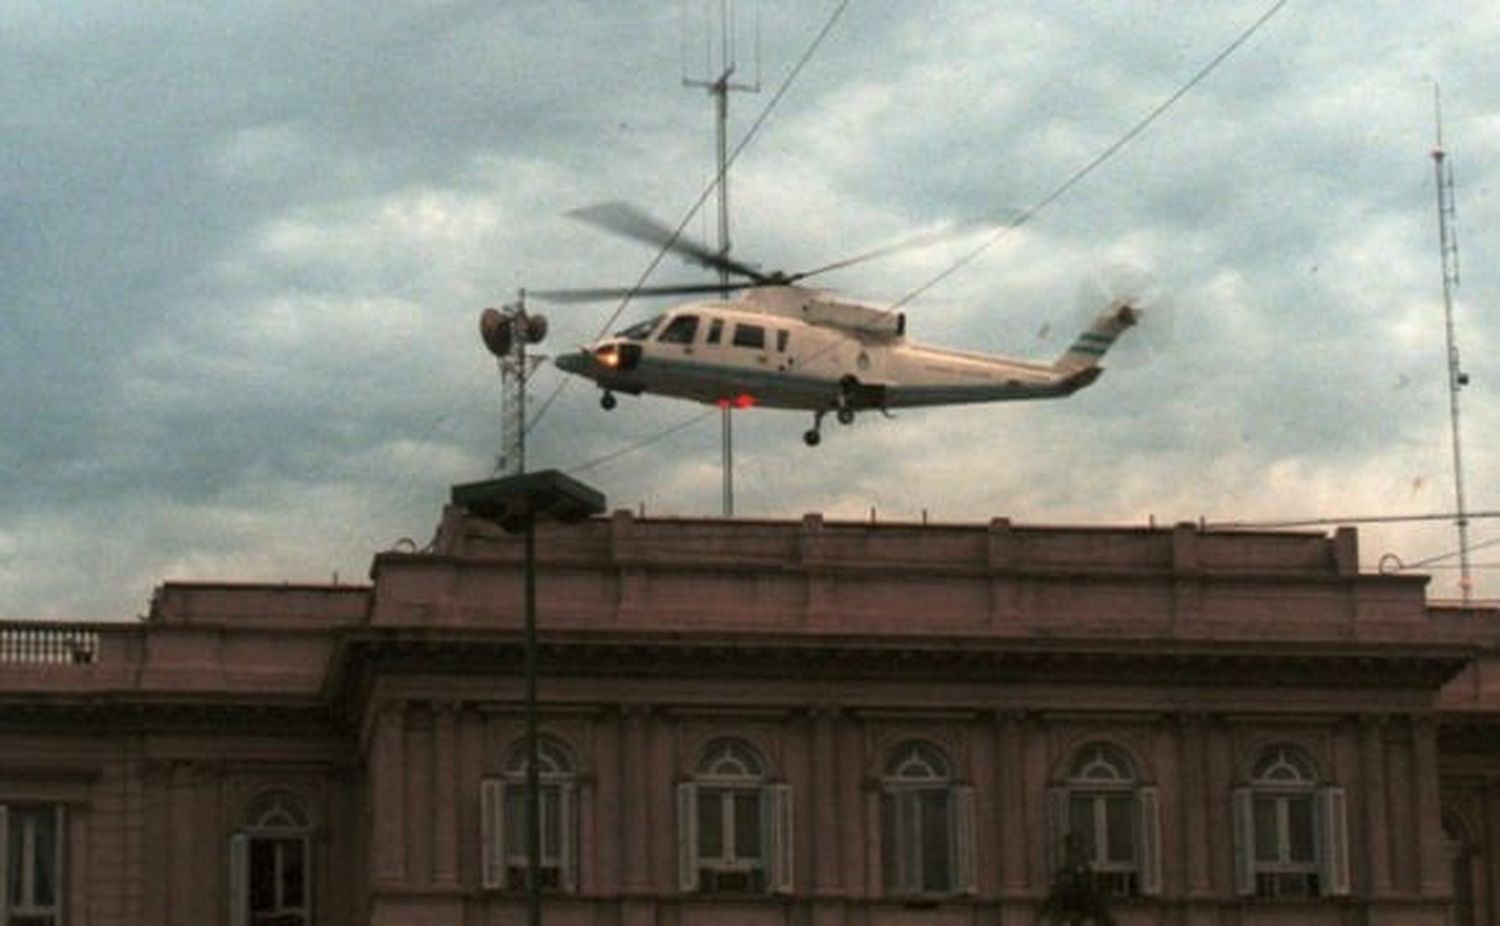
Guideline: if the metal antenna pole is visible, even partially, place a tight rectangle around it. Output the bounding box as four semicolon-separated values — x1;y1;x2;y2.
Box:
1431;85;1472;603
492;290;531;477
685;0;759;517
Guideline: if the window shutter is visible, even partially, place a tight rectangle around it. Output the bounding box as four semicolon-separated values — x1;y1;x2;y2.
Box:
1317;787;1350;897
880;790;902;894
1137;786;1162;896
1;806;11;924
1047;786;1071;875
300;834;313;921
768;784;794;894
559;782;578;893
481;779;506;890
677;782;700;893
952;785;978;895
1232;788;1256;897
228;832;248;926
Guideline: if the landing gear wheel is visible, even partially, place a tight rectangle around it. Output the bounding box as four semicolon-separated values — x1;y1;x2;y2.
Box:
803;429;822;447
836;408;855;426
600;392;617;410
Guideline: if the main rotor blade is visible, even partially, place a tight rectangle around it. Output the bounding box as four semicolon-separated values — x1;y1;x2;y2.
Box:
796;220;987;281
531;280;762;304
567;201;771;283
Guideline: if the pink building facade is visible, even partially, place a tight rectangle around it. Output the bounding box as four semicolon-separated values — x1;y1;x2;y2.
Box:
3;509;1499;925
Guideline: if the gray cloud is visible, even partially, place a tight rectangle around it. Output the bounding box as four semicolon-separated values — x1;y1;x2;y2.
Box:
4;1;1499;618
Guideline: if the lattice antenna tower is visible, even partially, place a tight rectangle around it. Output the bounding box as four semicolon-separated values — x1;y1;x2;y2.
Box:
1431;85;1472;602
683;0;760;517
479;291;549;476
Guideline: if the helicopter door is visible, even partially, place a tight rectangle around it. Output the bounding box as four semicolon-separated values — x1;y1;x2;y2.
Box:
730;322;770;370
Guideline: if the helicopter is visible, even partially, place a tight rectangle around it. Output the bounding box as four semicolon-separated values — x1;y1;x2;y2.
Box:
539;203;1141;447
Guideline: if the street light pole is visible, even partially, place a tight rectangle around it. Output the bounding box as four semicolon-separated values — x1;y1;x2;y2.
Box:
451;470;606;926
523;513;541;926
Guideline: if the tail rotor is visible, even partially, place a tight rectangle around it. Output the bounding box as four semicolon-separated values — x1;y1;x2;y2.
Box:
1074;265;1175;369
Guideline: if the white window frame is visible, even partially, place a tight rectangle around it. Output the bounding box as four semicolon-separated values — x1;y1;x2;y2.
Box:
1233;747;1348;899
880;741;975;898
1;803;65;926
1048;744;1161;898
676;740;793;895
228;791;313;926
481;737;578;893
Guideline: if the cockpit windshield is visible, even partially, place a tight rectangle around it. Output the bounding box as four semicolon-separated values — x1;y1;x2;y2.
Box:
615;315;664;341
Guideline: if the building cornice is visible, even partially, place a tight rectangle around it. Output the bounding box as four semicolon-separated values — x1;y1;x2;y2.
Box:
329;627;1473;700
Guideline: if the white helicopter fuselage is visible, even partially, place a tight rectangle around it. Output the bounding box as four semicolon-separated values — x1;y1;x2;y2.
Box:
554;286;1135;427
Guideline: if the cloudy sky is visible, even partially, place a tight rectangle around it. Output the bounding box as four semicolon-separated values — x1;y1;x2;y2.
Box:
5;1;1499;620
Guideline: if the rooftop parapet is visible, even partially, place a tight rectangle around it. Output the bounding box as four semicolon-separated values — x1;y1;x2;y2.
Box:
379;510;1428;639
146;581;370;627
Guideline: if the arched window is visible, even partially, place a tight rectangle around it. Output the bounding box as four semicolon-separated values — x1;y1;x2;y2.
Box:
881;741;975;897
1233;745;1348;898
1049;743;1160;897
482;736;578;892
1;803;64;926
677;739;791;894
229;790;312;926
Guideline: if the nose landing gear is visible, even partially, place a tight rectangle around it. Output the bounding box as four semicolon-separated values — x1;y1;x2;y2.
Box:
803;410;825;447
600;391;617;410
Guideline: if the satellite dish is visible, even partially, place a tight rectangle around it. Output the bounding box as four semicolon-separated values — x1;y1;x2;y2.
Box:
479;307;513;358
525;313;548;344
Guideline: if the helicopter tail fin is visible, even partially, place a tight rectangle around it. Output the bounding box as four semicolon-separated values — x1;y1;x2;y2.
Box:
1053;303;1139;376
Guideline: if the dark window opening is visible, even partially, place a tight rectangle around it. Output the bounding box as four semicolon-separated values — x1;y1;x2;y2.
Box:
248;836;309;926
732;324;766;350
657;315;700;345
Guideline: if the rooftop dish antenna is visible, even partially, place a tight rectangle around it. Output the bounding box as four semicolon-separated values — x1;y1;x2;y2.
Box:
1431;85;1472;602
683;0;760;517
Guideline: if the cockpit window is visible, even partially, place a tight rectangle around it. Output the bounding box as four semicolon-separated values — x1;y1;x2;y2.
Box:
657;314;700;345
616;316;663;341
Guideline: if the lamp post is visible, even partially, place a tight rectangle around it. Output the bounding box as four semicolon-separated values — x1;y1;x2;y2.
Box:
452;470;605;926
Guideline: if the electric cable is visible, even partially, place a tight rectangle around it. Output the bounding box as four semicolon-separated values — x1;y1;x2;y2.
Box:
526;0;851;436
564;408;719;476
892;0;1293;310
1206;510;1500;530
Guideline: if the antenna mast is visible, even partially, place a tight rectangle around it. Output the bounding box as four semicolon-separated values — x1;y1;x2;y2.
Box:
1431;85;1472;602
684;0;760;517
480;291;549;476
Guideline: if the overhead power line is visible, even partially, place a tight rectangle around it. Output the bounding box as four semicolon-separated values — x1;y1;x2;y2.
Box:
527;0;851;437
893;0;1293;309
1206;510;1500;530
565;408;718;476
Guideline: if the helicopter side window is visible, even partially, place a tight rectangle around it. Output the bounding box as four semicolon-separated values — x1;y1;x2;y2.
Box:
732;324;766;350
776;329;789;352
616;315;664;341
657;315;700;345
706;318;724;345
